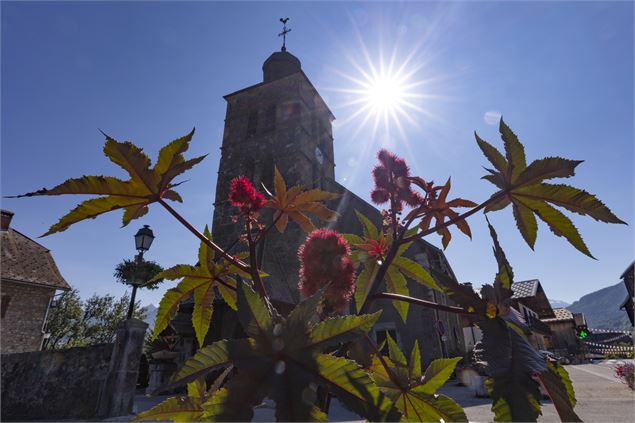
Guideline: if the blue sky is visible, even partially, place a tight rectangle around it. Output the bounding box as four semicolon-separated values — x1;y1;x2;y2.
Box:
2;1;633;308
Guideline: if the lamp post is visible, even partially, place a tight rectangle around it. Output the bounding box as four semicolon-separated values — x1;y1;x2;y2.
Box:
126;225;155;320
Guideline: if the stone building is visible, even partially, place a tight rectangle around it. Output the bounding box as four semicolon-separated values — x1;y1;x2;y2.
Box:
509;279;555;350
542;308;585;357
0;210;71;353
208;47;465;364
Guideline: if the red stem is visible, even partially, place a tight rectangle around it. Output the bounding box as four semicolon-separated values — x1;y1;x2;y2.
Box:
369;292;475;315
246;220;268;298
158;199;250;273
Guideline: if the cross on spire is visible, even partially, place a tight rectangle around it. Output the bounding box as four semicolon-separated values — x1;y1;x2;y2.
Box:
278;17;291;52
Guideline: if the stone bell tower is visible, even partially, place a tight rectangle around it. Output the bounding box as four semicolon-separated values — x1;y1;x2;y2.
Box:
212;47;336;306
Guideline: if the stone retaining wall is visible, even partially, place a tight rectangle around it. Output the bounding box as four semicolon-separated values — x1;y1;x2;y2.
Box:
1;343;113;420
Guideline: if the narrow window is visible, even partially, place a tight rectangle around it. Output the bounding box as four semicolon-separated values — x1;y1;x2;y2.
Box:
1;295;11;318
247;110;258;136
264;105;276;131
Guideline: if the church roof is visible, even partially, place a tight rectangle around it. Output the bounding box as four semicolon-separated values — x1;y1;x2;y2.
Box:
1;227;70;290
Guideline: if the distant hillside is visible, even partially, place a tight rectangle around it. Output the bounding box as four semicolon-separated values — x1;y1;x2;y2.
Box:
567;282;631;330
549;299;571;309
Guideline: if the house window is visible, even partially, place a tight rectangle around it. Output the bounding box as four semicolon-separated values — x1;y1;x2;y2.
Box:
1;295;11;318
247;110;258;136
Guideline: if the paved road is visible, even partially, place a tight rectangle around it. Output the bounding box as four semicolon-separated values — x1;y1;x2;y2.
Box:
128;360;634;422
439;360;635;422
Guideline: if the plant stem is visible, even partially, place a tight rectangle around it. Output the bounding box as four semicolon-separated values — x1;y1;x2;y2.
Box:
254;211;283;246
158;199;250;273
246;220;268;298
369;292;474;315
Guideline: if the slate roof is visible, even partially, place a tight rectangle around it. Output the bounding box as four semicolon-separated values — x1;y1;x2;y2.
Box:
510;279;555;319
511;279;539;299
1;228;70;290
542;308;574;322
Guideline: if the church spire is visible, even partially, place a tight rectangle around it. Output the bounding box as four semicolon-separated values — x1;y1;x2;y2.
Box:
278;18;291;52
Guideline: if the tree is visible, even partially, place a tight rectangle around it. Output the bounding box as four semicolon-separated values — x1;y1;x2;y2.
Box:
114;258;164;290
43;290;146;350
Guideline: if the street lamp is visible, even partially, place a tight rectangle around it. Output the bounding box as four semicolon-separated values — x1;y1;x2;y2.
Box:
127;225;155;320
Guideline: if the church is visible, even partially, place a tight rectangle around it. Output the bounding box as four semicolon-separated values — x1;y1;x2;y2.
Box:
164;41;466;377
201;39;467;365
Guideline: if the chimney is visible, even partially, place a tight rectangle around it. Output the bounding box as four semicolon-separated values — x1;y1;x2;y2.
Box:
1;210;14;231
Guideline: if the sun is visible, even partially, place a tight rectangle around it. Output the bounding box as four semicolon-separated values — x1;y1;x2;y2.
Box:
363;74;409;115
326;39;441;147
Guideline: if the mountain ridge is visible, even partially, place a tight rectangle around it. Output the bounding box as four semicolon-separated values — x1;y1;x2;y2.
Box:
566;282;630;330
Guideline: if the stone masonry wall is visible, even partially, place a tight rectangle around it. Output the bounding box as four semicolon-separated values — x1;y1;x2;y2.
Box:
0;280;54;354
1;343;113;420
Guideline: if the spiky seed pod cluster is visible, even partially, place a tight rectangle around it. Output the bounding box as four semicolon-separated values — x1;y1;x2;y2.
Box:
298;229;356;316
228;176;266;216
371;149;423;212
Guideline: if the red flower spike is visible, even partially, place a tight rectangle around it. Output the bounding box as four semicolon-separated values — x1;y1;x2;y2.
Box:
371;149;419;212
298;229;356;316
371;189;390;205
229;176;265;215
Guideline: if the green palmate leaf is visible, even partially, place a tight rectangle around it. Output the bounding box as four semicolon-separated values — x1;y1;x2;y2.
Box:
475;132;509;176
151;227;238;347
490;397;513;422
187;378;207;399
202;373;270;422
486;217;514;292
369;336;467;422
355;209;379;240
537;363;582;422
236;282;272;340
409;340;422;380
476;119;625;258
305;311;382;350
386;333;407;366
512;200;538;249
515;157;582;186
153;277;209;342
515;183;625;224
386;267;409;322
477;318;546;422
286;287;325;337
499;118;527;180
314;354;400;422
12;128;205;236
419;357;463;395
354;259;379;312
392;256;442;292
399;390;467;423
133;396;204;422
159;275;395;422
170;338;254;387
192;283;215;348
516;197;594;258
341;233;365;246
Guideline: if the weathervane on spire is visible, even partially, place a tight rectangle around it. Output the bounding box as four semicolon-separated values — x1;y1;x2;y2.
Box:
278;18;291;52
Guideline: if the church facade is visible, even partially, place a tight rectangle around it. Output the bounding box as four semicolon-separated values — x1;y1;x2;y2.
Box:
208;48;466;365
